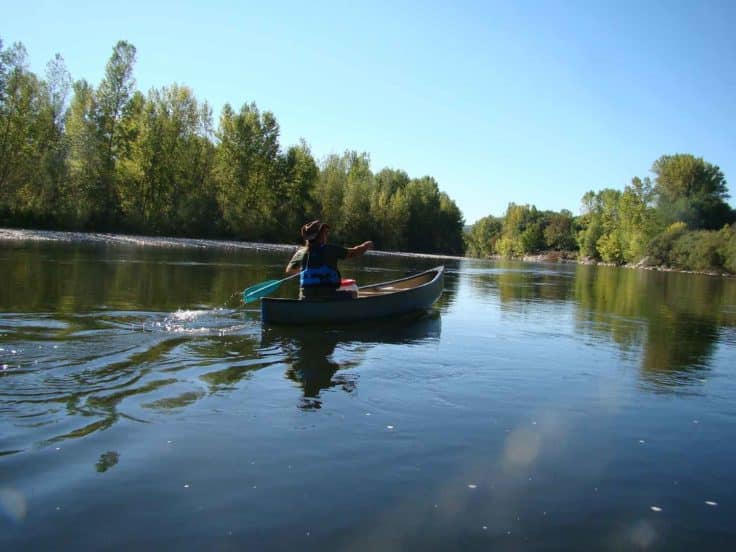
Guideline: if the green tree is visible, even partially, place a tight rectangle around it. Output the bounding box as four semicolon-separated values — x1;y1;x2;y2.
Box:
436;192;465;255
36;54;72;222
496;203;543;256
543;209;576;251
0;42;35;207
276;140;318;241
465;215;502;257
652;154;734;230
0;37;468;254
313;153;349;240
404;176;442;253
93;40;137;226
119;85;217;235
0;42;66;224
340;151;375;245
371;168;410;250
214;102;282;240
617;177;660;262
65;79;101;226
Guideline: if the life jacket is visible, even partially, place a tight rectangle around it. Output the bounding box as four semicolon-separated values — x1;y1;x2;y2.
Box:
300;245;341;288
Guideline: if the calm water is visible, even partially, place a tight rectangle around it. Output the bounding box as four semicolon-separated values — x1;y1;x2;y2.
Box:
1;233;735;550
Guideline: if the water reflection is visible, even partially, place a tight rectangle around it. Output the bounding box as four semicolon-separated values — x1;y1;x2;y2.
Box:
466;261;736;391
95;451;120;473
575;266;735;389
0;241;460;312
261;313;442;409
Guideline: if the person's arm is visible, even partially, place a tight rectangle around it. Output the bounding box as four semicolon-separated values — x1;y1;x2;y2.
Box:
346;241;374;259
285;247;305;275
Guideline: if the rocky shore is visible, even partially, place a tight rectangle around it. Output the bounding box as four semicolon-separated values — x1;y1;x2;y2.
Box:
488;250;734;278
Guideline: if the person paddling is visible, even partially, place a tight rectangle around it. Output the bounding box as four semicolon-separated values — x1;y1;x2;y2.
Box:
285;220;373;300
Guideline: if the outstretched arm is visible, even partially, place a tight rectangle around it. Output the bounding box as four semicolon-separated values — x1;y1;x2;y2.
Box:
346;241;374;259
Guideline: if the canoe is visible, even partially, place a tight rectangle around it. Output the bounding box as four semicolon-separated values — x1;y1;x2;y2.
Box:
261;265;445;325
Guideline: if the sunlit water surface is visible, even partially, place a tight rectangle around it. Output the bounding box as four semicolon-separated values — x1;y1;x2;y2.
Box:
1;232;735;550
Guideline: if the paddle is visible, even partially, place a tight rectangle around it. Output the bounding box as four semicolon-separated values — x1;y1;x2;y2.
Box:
242;272;300;304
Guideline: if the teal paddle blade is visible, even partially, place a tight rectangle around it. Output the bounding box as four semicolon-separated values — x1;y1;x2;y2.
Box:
242;279;282;304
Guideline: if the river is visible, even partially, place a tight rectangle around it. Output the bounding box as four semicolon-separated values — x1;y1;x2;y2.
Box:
1;231;735;550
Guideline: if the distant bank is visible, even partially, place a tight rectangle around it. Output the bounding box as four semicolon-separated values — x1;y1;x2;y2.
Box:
0;228;464;261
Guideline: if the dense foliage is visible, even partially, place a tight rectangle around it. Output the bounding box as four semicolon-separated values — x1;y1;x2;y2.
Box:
465;205;577;258
0;39;464;254
467;154;736;273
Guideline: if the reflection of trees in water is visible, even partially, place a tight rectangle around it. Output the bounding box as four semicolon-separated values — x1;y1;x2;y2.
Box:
464;260;736;390
574;265;736;389
193;334;275;391
0;242;460;312
433;260;460;311
261;313;441;410
95;451;120;472
466;261;575;314
574;267;650;353
495;266;574;305
642;315;720;387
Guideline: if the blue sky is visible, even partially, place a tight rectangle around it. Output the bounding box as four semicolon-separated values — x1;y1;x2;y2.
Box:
3;0;735;223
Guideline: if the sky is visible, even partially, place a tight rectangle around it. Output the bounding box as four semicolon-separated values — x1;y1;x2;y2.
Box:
3;0;735;223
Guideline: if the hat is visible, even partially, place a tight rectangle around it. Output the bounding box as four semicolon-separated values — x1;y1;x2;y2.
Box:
301;220;330;241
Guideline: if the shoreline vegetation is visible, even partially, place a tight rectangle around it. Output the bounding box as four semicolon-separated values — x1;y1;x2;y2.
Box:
2;228;733;279
0;38;464;256
465;159;736;275
493;250;735;278
2;39;735;273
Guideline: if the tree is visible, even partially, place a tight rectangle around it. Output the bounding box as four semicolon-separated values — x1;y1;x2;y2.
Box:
371;168;410;250
0;41;65;223
94;40;137;226
119;85;217;235
543;209;576;251
0;37;469;254
313;153;349;240
652;154;734;230
404;176;443;253
0;42;33;202
340;151;374;245
274;140;318;242
214;102;282;240
617;177;660;262
65;79;101;226
35;54;72;222
436;192;465;255
465;215;502;257
495;203;543;256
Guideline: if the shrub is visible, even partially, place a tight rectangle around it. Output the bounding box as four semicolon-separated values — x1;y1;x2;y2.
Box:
670;230;725;271
720;225;736;274
645;222;687;266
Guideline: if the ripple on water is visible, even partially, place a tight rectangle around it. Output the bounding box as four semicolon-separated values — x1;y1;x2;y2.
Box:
0;307;262;449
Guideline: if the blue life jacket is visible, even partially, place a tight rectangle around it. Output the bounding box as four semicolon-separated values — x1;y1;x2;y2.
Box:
300;245;341;287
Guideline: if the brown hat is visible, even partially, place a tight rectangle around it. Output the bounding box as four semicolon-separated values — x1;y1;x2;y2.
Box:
301;220;330;241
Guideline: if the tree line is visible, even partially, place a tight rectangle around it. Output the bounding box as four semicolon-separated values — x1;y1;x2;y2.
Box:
466;154;736;273
0;38;465;254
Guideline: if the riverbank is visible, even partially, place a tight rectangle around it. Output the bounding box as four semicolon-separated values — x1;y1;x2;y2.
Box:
3;228;732;276
0;228;465;261
487;249;734;278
